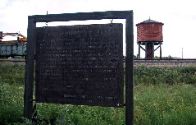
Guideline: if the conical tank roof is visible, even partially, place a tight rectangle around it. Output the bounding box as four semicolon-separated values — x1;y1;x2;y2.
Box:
136;18;164;25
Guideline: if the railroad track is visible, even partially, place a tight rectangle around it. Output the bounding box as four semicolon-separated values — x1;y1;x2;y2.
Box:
134;59;196;67
1;58;196;67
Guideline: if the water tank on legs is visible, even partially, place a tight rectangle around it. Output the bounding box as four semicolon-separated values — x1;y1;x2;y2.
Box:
136;19;164;59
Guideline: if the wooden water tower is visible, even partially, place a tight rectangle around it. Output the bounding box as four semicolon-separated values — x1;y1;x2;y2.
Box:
136;19;164;59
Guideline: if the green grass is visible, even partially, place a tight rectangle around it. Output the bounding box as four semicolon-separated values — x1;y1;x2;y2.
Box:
134;66;196;85
0;64;196;125
0;64;24;85
134;84;196;125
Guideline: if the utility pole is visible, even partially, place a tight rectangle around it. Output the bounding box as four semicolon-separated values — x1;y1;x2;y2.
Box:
182;48;183;59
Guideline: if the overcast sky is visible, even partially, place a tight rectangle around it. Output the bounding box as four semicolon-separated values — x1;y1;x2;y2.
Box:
1;0;196;58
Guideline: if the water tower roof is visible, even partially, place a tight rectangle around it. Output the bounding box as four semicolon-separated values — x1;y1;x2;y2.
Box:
136;19;164;25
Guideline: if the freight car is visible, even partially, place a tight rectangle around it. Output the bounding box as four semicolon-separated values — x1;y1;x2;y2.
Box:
0;31;27;57
0;41;26;57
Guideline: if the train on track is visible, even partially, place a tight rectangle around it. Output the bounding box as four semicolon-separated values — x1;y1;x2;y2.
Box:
0;31;27;57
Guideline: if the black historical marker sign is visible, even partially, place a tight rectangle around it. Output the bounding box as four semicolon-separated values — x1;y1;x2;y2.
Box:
25;11;133;125
35;24;123;107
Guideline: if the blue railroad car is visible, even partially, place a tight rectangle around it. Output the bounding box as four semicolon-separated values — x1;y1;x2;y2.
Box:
0;41;26;57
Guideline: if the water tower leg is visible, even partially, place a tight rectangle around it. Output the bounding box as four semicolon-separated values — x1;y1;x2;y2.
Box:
146;43;154;59
160;44;162;59
138;43;140;59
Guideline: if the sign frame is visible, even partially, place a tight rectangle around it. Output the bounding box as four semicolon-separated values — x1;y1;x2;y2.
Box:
24;11;133;125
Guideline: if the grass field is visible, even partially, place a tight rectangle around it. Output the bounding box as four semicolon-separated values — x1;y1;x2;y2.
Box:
0;64;196;125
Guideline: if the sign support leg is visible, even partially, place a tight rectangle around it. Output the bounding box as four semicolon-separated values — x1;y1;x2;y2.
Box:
125;13;134;125
24;17;36;119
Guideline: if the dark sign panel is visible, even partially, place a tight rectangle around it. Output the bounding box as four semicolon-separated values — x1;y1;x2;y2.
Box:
35;24;123;107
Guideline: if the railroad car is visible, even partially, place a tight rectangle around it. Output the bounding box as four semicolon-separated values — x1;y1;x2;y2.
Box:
0;41;26;57
0;31;27;57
